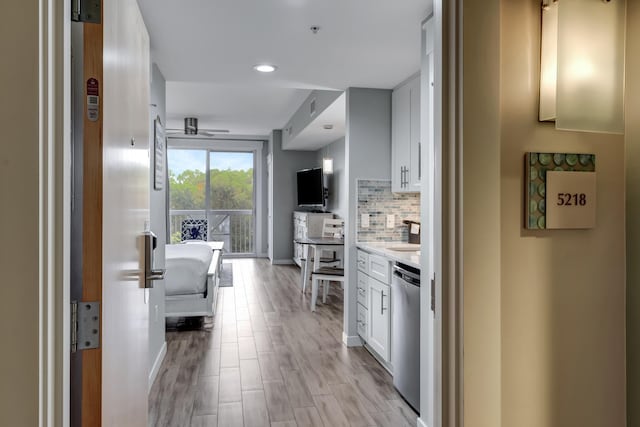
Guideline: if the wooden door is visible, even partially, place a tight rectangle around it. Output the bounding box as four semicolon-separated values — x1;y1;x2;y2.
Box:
102;0;151;424
367;278;390;361
80;0;151;425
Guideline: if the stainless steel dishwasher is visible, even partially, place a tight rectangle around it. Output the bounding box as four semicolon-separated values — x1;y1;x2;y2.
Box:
391;262;421;413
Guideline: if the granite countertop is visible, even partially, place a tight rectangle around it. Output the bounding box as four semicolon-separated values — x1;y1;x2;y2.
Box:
356;241;421;270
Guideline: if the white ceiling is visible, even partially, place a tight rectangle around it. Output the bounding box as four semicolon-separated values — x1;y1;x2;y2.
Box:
284;93;346;151
137;0;430;136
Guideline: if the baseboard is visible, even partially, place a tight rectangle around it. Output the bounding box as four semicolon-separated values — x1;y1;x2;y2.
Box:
363;342;393;374
271;259;295;265
148;341;167;393
342;332;363;347
417;417;429;427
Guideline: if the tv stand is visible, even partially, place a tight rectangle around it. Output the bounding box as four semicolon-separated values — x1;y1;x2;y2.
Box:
295;207;328;214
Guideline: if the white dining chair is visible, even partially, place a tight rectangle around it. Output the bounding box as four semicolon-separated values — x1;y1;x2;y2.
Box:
310;266;344;311
300;218;345;293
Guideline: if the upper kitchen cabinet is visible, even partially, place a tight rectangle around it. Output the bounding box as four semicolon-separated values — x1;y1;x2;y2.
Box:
392;75;421;193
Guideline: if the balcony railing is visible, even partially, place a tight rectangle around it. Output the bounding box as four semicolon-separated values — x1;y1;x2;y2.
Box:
169;209;255;254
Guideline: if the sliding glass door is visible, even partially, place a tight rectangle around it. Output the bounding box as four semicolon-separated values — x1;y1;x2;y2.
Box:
167;148;256;255
208;151;255;254
167;149;207;243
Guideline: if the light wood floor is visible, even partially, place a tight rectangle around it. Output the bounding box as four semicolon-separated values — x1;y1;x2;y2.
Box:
149;258;418;427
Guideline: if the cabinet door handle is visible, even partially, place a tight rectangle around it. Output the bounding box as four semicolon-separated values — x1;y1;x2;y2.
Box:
381;291;387;315
418;142;422;180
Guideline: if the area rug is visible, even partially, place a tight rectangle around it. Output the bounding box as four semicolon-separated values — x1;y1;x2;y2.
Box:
218;261;234;287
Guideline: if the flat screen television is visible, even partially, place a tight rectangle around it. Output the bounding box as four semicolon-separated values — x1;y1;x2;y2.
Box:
297;167;324;206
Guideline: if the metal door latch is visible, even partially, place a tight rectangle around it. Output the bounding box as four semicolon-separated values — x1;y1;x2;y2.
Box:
430;274;436;314
72;0;101;23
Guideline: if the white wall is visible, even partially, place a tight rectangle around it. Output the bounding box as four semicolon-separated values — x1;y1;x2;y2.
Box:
282;90;342;149
148;63;167;385
344;88;392;343
316;137;347;220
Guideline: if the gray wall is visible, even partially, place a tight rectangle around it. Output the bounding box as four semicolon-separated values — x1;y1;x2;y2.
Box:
316;137;346;220
268;130;318;263
148;63;167;383
344;88;392;342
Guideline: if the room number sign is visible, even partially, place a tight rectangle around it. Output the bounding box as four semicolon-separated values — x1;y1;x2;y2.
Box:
525;152;596;230
545;171;596;229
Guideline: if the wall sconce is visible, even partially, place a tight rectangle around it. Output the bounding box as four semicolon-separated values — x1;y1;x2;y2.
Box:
539;0;626;134
323;157;334;175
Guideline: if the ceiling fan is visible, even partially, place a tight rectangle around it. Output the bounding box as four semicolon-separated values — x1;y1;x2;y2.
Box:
166;117;230;136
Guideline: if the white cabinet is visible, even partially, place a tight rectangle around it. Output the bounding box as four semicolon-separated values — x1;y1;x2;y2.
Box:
292;211;333;266
356;271;369;308
368;253;390;284
357;303;368;339
356;248;391;364
368;277;391;361
392;75;421;193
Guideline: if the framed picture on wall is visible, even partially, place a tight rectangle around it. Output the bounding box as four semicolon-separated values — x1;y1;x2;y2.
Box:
154;116;165;191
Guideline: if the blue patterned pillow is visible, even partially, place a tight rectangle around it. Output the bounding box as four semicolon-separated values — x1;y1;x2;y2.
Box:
181;219;208;241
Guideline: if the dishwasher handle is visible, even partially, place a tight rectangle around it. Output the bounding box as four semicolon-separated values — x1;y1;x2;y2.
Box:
392;264;420;285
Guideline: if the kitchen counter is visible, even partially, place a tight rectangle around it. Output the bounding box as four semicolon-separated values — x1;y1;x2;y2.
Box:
356;241;421;270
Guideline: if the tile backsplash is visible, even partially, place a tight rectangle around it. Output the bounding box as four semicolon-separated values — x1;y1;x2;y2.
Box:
357;179;420;242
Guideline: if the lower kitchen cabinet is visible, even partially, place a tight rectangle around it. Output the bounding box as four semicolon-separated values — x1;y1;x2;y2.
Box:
357;303;368;339
356;248;392;365
367;277;391;362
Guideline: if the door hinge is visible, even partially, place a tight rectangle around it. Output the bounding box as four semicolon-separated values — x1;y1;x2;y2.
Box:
71;0;101;23
430;274;436;314
71;301;100;353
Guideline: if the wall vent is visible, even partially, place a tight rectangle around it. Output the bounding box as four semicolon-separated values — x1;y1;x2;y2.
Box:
310;98;317;116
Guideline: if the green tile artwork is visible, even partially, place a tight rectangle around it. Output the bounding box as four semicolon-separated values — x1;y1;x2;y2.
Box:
525;153;596;230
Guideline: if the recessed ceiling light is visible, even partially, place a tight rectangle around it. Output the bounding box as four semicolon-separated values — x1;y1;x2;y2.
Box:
253;64;277;73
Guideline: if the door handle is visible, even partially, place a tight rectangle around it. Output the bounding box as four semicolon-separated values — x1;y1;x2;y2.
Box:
143;230;165;288
147;269;166;281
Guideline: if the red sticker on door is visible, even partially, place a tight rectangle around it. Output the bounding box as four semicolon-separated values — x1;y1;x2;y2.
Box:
86;78;99;122
87;78;99;96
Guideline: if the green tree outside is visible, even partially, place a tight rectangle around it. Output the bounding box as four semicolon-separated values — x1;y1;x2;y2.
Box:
169;168;254;248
